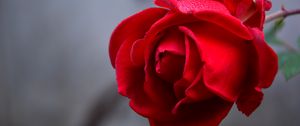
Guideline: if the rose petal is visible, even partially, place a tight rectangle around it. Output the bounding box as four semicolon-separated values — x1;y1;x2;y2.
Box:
223;0;239;14
115;39;145;97
118;39;176;121
155;51;185;83
251;28;278;89
235;0;257;22
144;12;197;43
128;64;178;122
179;23;250;102
154;0;176;9
173;71;215;114
223;0;270;29
129;29;186;121
173;35;214;106
194;11;253;40
135;59;178;121
264;0;272;11
173;36;202;99
223;0;253;16
181;35;202;82
237;87;263;116
156;28;185;56
150;97;233;126
109;8;167;67
131;39;147;66
235;28;277;116
243;0;266;29
155;29;186;83
154;0;230;14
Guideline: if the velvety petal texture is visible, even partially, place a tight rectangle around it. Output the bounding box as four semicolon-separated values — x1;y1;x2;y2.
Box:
109;0;277;126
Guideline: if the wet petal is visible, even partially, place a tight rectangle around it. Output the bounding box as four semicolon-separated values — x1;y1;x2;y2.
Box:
155;0;229;14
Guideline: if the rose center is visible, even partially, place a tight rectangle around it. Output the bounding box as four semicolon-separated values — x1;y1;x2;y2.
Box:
155;51;185;83
154;28;186;84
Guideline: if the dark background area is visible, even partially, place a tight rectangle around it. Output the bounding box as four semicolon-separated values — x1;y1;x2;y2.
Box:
1;0;300;126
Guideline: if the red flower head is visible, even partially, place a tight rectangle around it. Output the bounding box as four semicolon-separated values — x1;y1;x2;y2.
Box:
109;0;278;125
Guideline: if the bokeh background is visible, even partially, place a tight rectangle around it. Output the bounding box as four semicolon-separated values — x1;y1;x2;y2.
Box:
1;0;300;126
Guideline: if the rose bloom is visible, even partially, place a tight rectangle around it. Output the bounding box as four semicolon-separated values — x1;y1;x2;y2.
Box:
109;0;277;126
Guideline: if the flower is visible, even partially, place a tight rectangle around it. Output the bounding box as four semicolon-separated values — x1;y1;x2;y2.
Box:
109;0;277;125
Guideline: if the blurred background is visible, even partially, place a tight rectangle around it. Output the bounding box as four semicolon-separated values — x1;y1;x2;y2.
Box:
0;0;300;126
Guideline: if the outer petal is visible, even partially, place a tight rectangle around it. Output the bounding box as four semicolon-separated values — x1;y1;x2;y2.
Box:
131;39;147;66
179;23;251;102
115;39;145;97
236;28;278;116
109;8;167;67
149;97;233;126
251;28;278;88
116;39;157;123
117;34;176;122
154;0;175;9
237;87;264;116
155;0;230;14
112;8;172;120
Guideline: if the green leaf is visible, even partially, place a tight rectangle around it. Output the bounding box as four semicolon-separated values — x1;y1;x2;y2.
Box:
264;18;285;45
278;52;300;80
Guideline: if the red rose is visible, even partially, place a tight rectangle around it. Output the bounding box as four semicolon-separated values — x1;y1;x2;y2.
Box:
109;0;278;126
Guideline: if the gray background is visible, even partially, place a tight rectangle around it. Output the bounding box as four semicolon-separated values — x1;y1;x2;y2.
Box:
0;0;300;126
